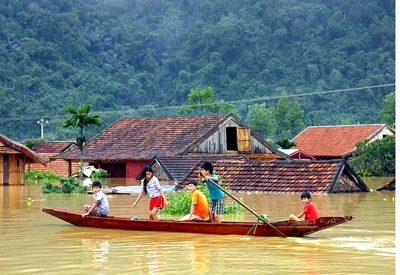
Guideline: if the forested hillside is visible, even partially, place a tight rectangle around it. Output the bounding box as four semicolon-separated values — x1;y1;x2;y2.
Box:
0;0;395;141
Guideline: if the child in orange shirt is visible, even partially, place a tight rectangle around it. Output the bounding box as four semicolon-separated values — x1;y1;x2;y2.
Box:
179;181;209;221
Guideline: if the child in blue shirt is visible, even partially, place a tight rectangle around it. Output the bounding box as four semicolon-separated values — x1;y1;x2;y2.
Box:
199;162;224;223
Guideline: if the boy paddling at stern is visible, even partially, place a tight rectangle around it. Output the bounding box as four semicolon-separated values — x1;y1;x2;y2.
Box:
179;181;209;222
289;191;318;221
199;162;224;223
82;181;109;218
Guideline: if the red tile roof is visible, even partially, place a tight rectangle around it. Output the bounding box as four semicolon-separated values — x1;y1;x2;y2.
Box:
181;159;369;193
0;134;47;164
292;124;390;158
151;154;249;182
33;141;76;154
55;115;230;161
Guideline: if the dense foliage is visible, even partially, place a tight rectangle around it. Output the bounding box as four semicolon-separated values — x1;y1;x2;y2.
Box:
348;136;395;177
176;87;238;116
0;0;394;142
378;92;395;128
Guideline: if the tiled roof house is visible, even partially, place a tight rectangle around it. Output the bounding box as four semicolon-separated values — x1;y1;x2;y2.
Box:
0;133;47;185
28;141;79;177
147;154;250;183
180;159;369;194
292;124;395;160
54;114;287;178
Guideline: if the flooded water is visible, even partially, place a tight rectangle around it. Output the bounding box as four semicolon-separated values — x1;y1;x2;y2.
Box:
0;177;395;274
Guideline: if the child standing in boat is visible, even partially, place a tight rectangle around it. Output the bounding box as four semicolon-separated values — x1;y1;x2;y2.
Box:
82;181;109;218
199;162;224;223
289;191;318;221
132;166;168;220
179;180;209;221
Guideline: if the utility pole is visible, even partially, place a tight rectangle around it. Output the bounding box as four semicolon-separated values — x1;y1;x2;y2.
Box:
37;119;48;139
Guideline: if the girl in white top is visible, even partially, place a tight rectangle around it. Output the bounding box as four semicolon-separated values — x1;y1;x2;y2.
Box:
132;166;168;220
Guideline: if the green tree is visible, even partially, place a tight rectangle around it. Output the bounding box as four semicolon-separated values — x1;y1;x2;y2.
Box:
275;138;296;149
245;103;275;139
348;136;395;177
62;104;103;178
176;87;238;116
378;92;395;128
24;139;45;150
273;92;305;140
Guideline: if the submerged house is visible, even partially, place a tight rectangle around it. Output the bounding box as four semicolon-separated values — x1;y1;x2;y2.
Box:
146;154;250;183
376;178;395;192
179;159;369;194
0;133;47;185
28;141;79;177
53;114;287;178
292;124;395;160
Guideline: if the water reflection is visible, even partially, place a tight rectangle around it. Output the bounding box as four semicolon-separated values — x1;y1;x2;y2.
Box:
0;177;395;275
186;240;210;274
82;238;110;271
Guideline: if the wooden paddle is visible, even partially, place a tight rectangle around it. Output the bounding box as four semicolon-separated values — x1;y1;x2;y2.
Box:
200;173;287;238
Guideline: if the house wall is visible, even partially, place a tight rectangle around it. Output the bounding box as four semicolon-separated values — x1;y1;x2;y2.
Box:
150;162;171;181
0;154;3;184
27;153;79;177
126;160;149;179
369;127;395;142
193;118;273;154
0;154;23;185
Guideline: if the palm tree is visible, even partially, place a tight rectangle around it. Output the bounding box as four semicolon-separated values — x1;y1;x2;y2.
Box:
62;104;103;178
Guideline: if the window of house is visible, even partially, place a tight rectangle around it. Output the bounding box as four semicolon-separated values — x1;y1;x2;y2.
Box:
226;127;238;151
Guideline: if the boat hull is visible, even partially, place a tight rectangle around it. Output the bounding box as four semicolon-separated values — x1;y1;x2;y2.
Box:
42;208;353;237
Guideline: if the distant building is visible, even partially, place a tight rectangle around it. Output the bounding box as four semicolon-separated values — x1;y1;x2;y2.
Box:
292;124;395;160
0;133;47;185
278;148;315;160
28;141;79;177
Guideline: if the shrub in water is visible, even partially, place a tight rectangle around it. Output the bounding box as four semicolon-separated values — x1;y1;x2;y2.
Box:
41;177;90;194
26;170;62;180
90;169;109;178
160;183;244;216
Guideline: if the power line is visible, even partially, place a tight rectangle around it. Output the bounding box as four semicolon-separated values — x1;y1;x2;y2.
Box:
0;83;395;123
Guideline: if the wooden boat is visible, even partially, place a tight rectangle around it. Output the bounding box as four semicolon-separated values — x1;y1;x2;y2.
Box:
43;208;353;237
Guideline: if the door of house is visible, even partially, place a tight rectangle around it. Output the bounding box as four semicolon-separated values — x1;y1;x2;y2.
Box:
226;127;238;151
